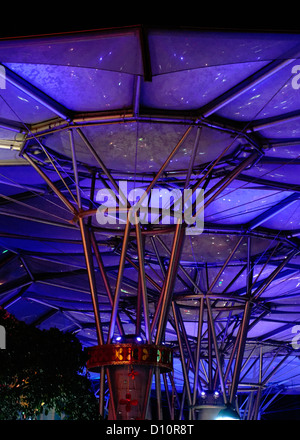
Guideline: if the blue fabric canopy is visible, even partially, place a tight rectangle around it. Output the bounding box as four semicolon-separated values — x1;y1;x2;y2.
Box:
1;25;300;418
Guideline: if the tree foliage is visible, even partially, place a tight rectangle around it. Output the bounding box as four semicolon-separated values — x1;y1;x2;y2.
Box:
0;307;99;420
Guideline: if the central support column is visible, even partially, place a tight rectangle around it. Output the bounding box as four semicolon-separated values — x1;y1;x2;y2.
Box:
87;341;173;420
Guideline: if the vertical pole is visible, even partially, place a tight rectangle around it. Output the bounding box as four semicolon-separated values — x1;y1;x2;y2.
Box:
79;217;105;418
136;268;142;336
168;372;177;419
253;388;262;420
163;373;173;419
69;129;82;208
71;125;105;418
175;301;206;394
135;217;151;343
192;298;204;407
78;218;103;345
142;369;154;419
247;392;254;420
229;236;253;404
172;302;193;409
155;221;185;344
155;368;163;419
229;301;252;403
206;298;228;404
150;236;166;277
252;348;263;420
71;129;107;418
107;216;131;343
90;231;124;336
99;367;105;419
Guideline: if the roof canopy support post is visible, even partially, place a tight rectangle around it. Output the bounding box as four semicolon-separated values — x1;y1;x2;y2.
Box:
155;367;163;420
155;221;185;345
107;216;131;343
135;218;151;343
192;297;205;406
69;129;82;209
206;297;228;405
79;218;106;418
78;217;103;346
172;302;193;413
90;230;124;337
229;236;253;405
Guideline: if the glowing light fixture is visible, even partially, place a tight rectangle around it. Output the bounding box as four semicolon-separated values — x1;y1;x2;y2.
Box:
216;404;240;420
114;334;143;344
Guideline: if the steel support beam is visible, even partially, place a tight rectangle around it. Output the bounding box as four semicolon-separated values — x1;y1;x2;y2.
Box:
69;129;82;208
22;152;78;216
247;111;300;133
247;193;299;231
201;57;298;117
194;152;260;219
229;236;253;403
90;231;124;337
206;298;228;404
107;216;131;343
155;221;185;344
76;128;130;210
207;235;244;293
172;302;193;410
0;63;72;121
252;249;299;301
78;218;103;346
192;297;204;406
137;125;194;210
135;218;151;343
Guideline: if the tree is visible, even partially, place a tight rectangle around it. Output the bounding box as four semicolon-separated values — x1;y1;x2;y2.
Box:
0;307;99;420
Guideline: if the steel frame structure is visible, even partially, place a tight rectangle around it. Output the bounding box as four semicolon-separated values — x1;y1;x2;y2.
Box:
18;113;299;419
0;25;300;420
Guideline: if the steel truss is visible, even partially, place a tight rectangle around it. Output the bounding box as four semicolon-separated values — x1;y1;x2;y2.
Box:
16;109;300;420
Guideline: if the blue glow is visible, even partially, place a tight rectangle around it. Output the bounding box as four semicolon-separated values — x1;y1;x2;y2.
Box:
0;28;300;406
217;63;300;121
6;63;135;112
141;62;268;110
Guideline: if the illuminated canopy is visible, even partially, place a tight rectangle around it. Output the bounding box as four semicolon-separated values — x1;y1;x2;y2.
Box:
0;25;300;419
